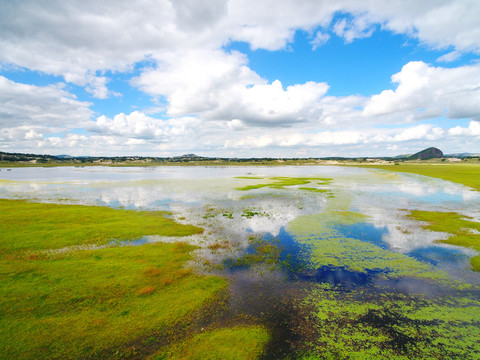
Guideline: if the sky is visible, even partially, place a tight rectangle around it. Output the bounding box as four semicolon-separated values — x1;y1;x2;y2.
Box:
1;0;480;158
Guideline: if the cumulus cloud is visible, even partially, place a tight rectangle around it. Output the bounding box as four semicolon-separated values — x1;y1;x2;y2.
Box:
0;76;92;128
449;121;480;137
1;0;480;156
1;0;479;98
363;61;480;121
133;49;331;126
89;111;201;142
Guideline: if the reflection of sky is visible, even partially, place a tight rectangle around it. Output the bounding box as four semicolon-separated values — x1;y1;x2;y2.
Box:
2;166;479;275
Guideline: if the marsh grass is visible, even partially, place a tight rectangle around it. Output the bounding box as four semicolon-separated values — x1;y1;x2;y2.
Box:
0;199;203;255
150;325;270;360
361;163;480;191
0;199;228;359
408;210;480;271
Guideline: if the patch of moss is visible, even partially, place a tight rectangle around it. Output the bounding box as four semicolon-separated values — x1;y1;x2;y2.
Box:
0;243;227;359
0;199;227;359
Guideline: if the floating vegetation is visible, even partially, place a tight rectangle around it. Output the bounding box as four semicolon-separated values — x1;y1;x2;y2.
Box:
299;285;480;359
407;210;480;271
235;177;333;191
288;210;450;282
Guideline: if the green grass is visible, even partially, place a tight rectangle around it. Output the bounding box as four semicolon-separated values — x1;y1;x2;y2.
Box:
0;200;228;359
408;210;480;271
360;163;480;191
150;325;270;360
0;199;203;255
236;177;332;191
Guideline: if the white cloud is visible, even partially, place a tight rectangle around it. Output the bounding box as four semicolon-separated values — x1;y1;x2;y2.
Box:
89;111;201;142
363;61;480;121
310;31;330;49
1;0;479;98
1;0;480;156
449;121;480;137
133;49;330;126
436;51;462;63
333;15;375;43
0;76;92;128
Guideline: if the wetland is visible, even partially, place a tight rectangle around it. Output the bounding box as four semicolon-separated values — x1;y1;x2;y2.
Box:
1;165;479;359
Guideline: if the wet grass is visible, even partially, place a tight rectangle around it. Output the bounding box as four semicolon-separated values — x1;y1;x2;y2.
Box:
235;177;332;191
0;199;203;255
408;210;480;271
361;163;480;191
0;200;231;359
150;325;270;360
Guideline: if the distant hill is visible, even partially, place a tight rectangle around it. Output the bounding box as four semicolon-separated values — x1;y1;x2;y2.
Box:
406;147;443;160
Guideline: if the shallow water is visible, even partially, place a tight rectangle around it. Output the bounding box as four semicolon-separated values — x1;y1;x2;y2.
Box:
2;165;480;357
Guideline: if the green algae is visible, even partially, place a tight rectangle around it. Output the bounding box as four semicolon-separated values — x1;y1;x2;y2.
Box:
408;210;480;271
288;209;449;282
298;285;480;359
235;177;332;191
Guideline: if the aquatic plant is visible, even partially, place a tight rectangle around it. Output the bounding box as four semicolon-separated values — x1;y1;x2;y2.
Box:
408;210;480;271
299;285;480;359
235;177;332;191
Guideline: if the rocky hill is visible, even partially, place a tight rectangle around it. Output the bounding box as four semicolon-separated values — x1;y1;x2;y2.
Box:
407;147;443;160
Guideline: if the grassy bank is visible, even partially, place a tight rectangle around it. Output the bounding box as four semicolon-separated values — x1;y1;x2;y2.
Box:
360;163;480;191
0;200;237;359
0;199;203;255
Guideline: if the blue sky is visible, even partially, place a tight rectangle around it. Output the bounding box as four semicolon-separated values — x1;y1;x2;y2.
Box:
1;0;479;157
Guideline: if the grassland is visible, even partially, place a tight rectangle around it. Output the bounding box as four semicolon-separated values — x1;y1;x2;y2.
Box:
360;162;480;191
0;200;269;359
0;199;203;255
